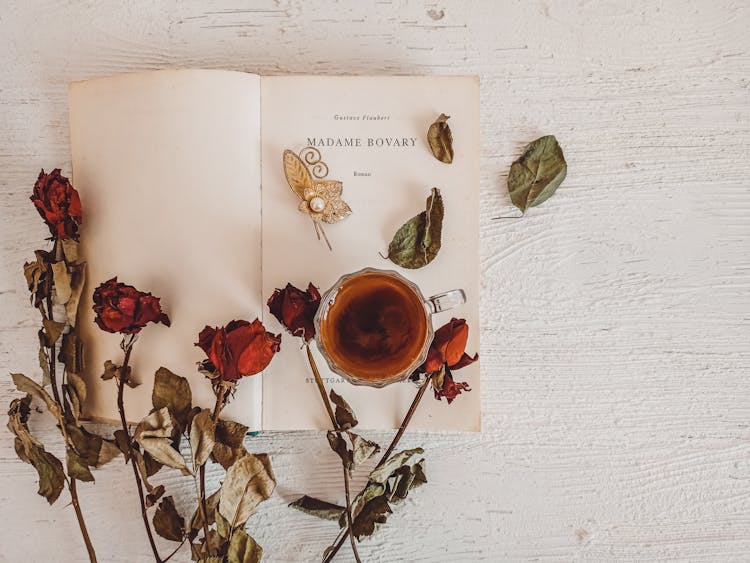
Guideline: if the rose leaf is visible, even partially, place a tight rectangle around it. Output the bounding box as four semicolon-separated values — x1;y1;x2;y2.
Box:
508;134;567;212
427;113;454;163
351;494;392;539
227;528;263;563
369;447;424;484
152;367;192;428
387;188;444;269
153;496;186;542
289;495;345;521
189;408;216;471
329;389;357;430
218;453;276;528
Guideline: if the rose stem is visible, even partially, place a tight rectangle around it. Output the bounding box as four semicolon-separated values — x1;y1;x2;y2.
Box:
323;374;434;563
116;341;163;563
44;238;97;563
305;343;361;563
198;385;230;556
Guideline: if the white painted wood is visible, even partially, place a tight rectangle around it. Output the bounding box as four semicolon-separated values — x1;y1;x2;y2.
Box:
1;1;748;561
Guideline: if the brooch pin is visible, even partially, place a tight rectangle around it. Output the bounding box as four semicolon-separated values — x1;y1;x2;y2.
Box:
283;147;351;250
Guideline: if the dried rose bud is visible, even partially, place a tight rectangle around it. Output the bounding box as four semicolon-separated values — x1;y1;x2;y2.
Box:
267;282;321;342
31;168;83;240
92;278;170;334
196;319;280;382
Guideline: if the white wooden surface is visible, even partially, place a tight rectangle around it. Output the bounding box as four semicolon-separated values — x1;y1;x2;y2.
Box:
1;1;749;561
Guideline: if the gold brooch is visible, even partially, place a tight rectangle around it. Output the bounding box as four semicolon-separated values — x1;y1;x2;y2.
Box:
283;147;351;250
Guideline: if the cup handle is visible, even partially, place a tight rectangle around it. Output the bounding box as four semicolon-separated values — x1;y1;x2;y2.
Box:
425;289;466;314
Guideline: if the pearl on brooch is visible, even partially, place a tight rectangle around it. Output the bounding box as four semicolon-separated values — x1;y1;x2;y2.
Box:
309;196;325;213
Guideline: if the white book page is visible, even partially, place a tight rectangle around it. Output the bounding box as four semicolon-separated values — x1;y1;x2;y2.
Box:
69;69;264;429
260;76;480;431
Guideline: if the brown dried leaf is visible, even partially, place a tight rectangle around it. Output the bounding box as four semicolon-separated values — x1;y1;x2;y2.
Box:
427;113;454;164
289;495;345;521
65;372;87;424
189;409;215;471
227;528;263;563
189;490;219;534
145;484;166;508
101;360;136;388
134;407;190;474
50;261;72;305
11;373;62;423
113;429;131;459
212;419;249;469
386;188;444;269
66;446;94;482
39;345;51;387
64;262;86;326
59;331;84;375
326;431;352;470
42;319;65;346
369;447;424;484
351;494;392;539
153;496;186;542
218;454;276;528
152;367;192;429
7;396;65;504
348;432;381;467
329;389;357;430
60;239;79;263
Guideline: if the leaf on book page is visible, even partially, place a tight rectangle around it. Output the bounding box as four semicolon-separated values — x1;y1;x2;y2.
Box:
289;495;345;521
153;496;186;542
508;135;567;212
218;453;276;528
329;389;357;430
387;188;444;269
427;113;454;163
152;366;192;429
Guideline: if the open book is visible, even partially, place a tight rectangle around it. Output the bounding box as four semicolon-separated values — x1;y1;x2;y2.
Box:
68;70;480;431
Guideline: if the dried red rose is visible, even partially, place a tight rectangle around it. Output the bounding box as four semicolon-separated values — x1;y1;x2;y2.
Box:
92;278;170;334
30;168;83;240
423;318;478;374
196;319;281;381
267;283;321;342
437;367;471;404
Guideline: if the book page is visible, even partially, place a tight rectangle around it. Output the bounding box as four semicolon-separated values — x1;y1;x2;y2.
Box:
69;70;264;429
260;76;480;431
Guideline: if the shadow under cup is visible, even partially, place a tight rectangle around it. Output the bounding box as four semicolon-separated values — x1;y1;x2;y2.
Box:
315;269;432;386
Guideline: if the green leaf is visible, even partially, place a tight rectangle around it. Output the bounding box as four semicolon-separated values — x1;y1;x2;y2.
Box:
289;495;345;521
329;389;357;430
218;453;276;528
427;113;454;164
227;528;262;563
153;496;185;542
508;134;567;212
134;407;190;474
387;188;444;269
369;448;424;484
152;367;192;429
348;433;380;467
7;396;65;504
189;409;215;471
351;494;392;539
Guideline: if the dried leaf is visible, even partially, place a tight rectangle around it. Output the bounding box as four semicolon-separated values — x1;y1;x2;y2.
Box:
348;433;380;467
190;409;216;471
113;429;130;459
329;389;357;430
153;496;186;542
66;446;94;482
152;367;192;429
508;135;567;212
289;495;345;521
134;407;191;474
343;481;385;527
145;484;166;508
59;331;84;375
215;509;232;539
42;319;65;347
369;448;424;484
64;262;86;326
326;431;352;470
11;373;62;423
50;261;72;305
39;345;51;387
23;256;46;304
61;239;79;263
65;372;87;424
387;188;444;269
387;459;427;502
351;494;392;539
189;490;219;535
7;396;65;504
227;528;263;563
218;454;276;528
427;113;454;163
212;419;248;469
